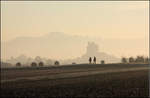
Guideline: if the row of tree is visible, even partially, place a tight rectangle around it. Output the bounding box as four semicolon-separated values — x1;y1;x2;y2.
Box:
7;55;54;66
121;56;149;64
16;61;60;67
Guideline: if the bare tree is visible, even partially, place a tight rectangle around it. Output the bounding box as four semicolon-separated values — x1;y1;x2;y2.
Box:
35;56;42;63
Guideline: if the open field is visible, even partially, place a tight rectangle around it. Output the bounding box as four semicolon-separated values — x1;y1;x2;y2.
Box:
1;64;149;97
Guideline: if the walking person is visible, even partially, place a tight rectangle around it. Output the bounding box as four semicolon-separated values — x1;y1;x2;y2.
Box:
93;56;96;64
89;57;92;64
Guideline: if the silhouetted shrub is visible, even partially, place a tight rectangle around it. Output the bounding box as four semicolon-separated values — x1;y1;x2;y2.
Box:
54;61;60;65
31;62;37;67
135;56;144;63
39;62;44;67
16;62;21;67
129;57;134;63
145;57;150;64
121;57;127;63
72;62;76;65
101;60;105;64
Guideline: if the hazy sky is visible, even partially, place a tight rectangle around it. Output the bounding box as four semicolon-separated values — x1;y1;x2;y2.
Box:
2;1;149;41
1;1;149;60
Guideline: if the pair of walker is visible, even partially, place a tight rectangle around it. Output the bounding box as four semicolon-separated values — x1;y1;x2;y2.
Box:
89;56;96;64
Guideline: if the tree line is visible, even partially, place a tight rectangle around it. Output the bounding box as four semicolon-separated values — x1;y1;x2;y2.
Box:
16;61;60;67
121;56;149;64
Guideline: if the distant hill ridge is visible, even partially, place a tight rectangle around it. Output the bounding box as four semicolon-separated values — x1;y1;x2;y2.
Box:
2;32;120;64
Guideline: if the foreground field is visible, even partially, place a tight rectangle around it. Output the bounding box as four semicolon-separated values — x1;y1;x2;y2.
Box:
1;64;149;97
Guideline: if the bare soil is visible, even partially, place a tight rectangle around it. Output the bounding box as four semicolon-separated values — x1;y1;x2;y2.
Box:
1;64;149;97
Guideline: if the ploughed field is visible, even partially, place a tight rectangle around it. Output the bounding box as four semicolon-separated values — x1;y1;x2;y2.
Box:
1;64;149;97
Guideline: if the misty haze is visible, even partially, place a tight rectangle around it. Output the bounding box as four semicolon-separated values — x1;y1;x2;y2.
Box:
1;1;149;98
1;32;148;66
